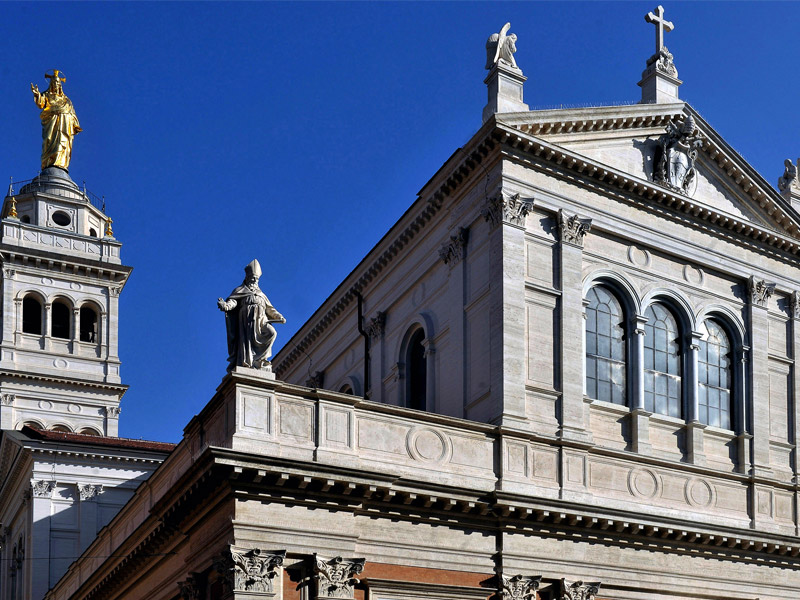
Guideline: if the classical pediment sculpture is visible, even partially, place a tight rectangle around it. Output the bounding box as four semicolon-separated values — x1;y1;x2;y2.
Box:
653;115;703;196
218;259;285;371
486;23;520;70
778;158;797;193
31;70;81;171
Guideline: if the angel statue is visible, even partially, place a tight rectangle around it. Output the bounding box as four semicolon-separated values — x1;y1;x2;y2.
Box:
486;22;520;70
31;70;81;171
778;158;797;193
218;259;285;372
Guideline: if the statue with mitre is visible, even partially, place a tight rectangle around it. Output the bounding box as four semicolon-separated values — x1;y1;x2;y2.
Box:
218;259;286;372
31;70;82;171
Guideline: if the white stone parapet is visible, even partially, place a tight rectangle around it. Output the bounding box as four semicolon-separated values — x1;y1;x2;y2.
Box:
1;219;122;264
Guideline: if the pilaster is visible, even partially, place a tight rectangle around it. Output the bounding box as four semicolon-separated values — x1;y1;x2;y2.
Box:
558;210;592;443
31;480;54;600
749;277;774;478
439;226;469;416
794;291;800;481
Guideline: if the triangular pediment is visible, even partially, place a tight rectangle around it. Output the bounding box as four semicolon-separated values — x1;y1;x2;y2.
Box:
497;103;800;240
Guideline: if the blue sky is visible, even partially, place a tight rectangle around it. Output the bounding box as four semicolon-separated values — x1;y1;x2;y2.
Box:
1;2;798;442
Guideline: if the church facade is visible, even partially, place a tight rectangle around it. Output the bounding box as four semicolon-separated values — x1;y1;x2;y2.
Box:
11;9;800;600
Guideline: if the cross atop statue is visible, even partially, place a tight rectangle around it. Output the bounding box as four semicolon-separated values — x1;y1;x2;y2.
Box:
645;5;674;55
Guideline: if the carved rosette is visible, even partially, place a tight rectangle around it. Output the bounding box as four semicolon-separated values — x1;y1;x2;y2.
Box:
500;574;542;600
438;227;469;265
748;276;776;307
31;480;55;498
177;573;202;600
314;555;366;599
481;192;533;228
215;547;285;595
561;580;601;600
77;483;103;501
558;210;592;247
306;371;325;389
365;311;387;339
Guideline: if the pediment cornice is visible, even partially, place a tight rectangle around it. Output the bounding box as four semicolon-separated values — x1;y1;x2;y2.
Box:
500;103;800;239
494;122;800;255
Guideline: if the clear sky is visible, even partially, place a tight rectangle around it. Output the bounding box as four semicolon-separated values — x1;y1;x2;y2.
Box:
1;2;798;443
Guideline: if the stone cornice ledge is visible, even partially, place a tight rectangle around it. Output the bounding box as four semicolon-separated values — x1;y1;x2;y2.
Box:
495;124;800;254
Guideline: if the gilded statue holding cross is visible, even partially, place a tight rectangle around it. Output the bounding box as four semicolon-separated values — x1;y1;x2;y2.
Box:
31;70;82;171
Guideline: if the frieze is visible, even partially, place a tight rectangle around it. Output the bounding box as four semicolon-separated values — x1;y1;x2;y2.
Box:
748;276;776;307
500;574;542;600
215;546;285;594
558;210;592;247
365;311;387;339
31;480;55;498
561;580;601;600
314;555;366;599
481;192;533;228
438;227;469;265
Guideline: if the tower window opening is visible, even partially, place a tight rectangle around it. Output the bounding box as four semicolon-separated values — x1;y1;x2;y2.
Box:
52;300;71;339
52;211;71;227
406;328;427;411
89;228;98;237
80;306;98;343
20;215;30;224
22;296;42;334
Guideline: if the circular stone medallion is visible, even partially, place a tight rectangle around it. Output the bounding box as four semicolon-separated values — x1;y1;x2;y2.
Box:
685;478;714;508
407;427;451;463
628;468;660;500
53;358;69;369
627;246;651;268
68;403;81;414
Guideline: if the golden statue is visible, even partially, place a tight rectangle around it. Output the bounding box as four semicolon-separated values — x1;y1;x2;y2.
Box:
31;70;81;171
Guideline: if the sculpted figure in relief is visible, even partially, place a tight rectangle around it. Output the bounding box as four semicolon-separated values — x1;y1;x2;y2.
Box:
31;70;82;171
218;259;285;371
654;115;703;195
486;23;519;70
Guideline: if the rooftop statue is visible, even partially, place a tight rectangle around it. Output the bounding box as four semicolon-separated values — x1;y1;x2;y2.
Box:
486;23;519;71
218;259;285;372
31;70;82;171
778;159;798;193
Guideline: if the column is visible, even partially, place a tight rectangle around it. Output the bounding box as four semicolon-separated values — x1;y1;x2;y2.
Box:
77;484;101;552
792;292;800;484
71;307;79;354
43;302;52;351
558;210;592;443
686;330;707;466
630;316;651;454
30;481;54;599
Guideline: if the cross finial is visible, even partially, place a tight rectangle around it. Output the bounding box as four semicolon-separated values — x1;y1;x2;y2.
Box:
645;5;674;55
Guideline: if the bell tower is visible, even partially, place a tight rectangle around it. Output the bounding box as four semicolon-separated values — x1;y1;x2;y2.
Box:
0;71;130;436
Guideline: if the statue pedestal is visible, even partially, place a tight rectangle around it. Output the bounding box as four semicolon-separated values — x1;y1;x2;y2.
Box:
483;64;529;123
231;365;276;381
638;67;682;104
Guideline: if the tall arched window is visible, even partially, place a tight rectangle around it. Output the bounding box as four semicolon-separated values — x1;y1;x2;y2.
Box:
643;303;682;418
22;295;42;334
698;319;732;429
585;286;626;405
80;305;98;343
406;328;427;411
51;299;71;339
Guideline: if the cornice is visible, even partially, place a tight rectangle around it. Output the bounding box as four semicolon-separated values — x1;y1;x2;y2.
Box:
0;243;132;280
0;370;129;394
495;124;800;255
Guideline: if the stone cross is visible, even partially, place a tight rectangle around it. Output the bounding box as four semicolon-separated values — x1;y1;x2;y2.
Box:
645;5;674;54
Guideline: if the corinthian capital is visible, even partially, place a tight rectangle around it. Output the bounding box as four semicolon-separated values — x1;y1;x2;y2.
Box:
558;209;592;247
314;554;366;599
748;276;775;307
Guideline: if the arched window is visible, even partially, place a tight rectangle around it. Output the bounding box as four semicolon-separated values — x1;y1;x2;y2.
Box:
406;328;427;411
50;424;71;433
51;299;71;339
585;286;626;405
339;384;354;395
20;215;31;224
643;303;682;418
22;295;42;334
78;427;100;436
22;421;42;430
698;319;732;429
80;306;98;343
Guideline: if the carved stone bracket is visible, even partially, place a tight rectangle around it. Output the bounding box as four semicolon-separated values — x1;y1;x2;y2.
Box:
561;580;601;600
314;555;366;599
749;276;776;307
438;227;469;265
31;480;55;498
177;573;203;600
500;574;542;600
215;546;286;594
1;394;14;406
481;192;533;228
558;210;592;247
365;311;387;339
306;371;325;389
78;483;104;501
